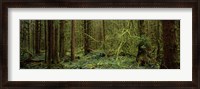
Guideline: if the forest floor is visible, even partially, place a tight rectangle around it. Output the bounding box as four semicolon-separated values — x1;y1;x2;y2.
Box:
20;50;160;69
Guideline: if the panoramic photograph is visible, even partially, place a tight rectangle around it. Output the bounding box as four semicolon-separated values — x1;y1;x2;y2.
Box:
20;20;180;69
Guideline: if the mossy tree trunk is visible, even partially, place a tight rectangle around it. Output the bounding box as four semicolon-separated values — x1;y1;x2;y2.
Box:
136;20;145;63
160;20;178;69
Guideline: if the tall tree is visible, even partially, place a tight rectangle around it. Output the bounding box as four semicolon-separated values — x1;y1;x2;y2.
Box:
47;20;53;64
39;21;41;50
71;20;76;61
83;20;88;55
136;20;151;66
102;20;106;50
136;20;145;62
156;21;161;62
45;20;48;63
60;20;65;58
84;20;91;55
98;21;103;48
27;21;30;50
54;21;59;63
160;20;178;69
21;21;26;48
51;21;56;63
32;21;35;54
47;20;59;64
138;20;145;36
35;20;40;54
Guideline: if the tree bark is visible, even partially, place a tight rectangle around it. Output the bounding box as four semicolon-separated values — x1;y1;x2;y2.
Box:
84;20;91;55
35;20;40;54
45;20;48;63
27;21;30;50
156;21;160;62
138;20;145;36
39;21;41;50
32;21;35;54
54;21;59;63
160;20;178;69
52;21;56;63
84;20;88;55
47;20;53;64
60;20;65;58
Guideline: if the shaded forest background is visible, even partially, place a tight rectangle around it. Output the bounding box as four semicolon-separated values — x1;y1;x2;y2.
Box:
20;20;180;69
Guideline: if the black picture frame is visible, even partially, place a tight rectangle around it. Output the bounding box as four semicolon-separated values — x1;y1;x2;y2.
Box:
0;0;199;89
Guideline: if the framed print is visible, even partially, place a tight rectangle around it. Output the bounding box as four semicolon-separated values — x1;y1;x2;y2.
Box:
1;0;199;89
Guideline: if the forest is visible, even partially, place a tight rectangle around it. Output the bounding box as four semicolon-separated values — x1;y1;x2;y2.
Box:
20;20;180;69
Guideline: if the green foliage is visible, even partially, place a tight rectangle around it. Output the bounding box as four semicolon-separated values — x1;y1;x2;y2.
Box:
21;51;160;69
20;51;29;61
33;53;45;61
61;51;160;69
20;48;33;60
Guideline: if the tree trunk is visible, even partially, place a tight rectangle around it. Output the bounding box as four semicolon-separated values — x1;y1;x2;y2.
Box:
156;21;160;62
27;21;30;50
39;21;42;50
160;20;178;69
71;20;75;61
45;20;48;63
35;20;40;54
21;21;25;48
47;20;53;64
84;20;87;55
136;20;145;62
138;20;145;36
102;20;106;50
54;21;59;63
60;20;65;58
32;21;35;54
84;20;91;55
51;21;56;63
